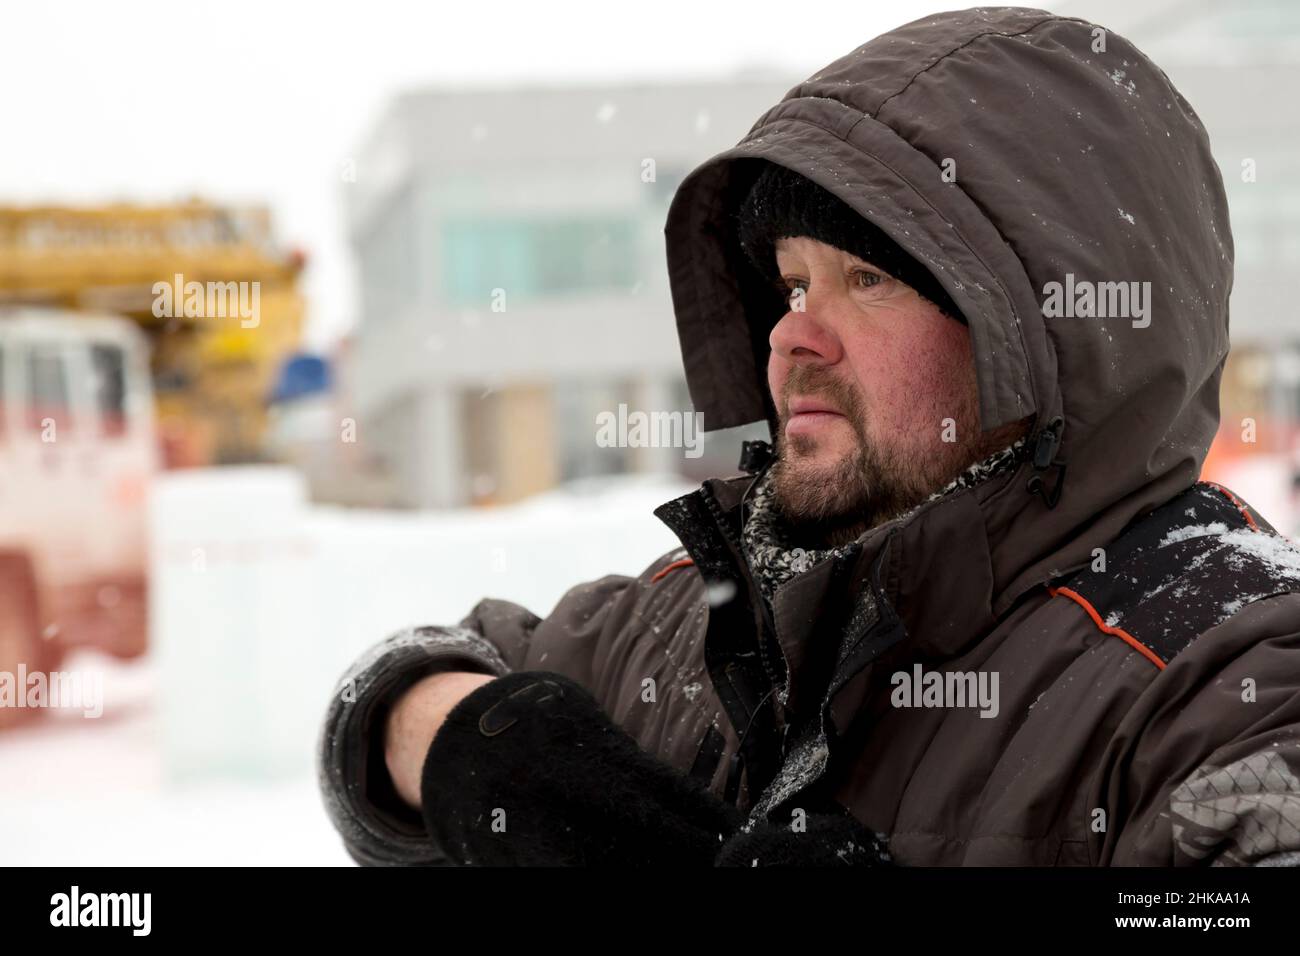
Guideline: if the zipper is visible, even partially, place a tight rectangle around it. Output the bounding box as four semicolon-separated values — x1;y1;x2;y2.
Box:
734;445;787;703
752;583;789;742
700;473;789;741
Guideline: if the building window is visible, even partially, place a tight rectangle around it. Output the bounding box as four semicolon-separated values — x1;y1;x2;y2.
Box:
91;344;128;438
27;346;73;435
441;216;639;306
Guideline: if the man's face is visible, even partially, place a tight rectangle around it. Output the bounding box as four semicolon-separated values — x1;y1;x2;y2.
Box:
766;236;1028;545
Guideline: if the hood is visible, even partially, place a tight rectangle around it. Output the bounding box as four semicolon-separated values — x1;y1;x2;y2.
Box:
663;6;1233;612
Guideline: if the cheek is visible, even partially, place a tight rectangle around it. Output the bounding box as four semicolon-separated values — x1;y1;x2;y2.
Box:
767;356;787;410
855;319;975;441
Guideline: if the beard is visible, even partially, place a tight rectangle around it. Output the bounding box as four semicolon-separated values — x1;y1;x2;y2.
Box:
769;366;1028;549
770;433;930;549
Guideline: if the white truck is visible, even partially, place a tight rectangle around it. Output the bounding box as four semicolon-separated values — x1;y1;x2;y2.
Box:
0;309;156;726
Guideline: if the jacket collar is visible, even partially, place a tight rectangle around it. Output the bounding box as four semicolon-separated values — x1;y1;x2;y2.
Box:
655;437;1043;736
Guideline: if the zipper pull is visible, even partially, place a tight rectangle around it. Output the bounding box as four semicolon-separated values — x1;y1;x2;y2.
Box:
1027;415;1067;509
738;439;774;474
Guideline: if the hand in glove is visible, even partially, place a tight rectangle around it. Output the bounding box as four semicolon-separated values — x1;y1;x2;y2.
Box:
419;670;744;866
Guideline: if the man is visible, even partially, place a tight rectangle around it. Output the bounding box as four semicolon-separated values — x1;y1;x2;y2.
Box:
319;8;1300;866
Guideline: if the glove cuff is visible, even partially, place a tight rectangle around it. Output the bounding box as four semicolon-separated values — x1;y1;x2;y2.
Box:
317;625;510;866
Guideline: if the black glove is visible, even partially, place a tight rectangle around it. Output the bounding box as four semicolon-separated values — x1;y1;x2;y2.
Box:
419;670;745;866
713;804;892;867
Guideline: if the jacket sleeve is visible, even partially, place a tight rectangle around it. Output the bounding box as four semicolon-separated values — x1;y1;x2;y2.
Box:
316;548;688;866
1106;591;1300;866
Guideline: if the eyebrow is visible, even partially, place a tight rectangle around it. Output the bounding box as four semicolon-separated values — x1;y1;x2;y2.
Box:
774;258;881;276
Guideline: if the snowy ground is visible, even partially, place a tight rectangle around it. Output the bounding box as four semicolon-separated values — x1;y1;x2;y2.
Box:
0;649;351;865
0;467;695;866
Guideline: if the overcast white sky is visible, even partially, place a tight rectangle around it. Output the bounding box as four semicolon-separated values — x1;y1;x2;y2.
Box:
0;0;967;349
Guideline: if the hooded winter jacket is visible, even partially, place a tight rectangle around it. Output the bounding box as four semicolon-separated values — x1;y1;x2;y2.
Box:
319;6;1300;867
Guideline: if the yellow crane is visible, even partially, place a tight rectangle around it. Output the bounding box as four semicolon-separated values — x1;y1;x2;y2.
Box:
0;201;306;466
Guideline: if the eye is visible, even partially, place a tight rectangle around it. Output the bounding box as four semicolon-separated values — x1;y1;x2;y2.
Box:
771;269;889;307
850;268;884;290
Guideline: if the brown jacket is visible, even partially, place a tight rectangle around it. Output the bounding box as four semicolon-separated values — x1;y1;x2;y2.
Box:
319;7;1300;866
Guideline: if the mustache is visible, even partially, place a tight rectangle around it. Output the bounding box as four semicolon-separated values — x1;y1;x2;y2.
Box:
781;367;865;424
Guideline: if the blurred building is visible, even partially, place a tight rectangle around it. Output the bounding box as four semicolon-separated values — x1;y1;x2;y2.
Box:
344;76;793;508
347;10;1300;509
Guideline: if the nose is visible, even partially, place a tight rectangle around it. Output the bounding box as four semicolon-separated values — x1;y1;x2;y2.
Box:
768;298;843;368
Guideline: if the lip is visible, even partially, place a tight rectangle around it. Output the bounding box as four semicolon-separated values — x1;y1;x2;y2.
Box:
785;395;846;437
787;395;844;417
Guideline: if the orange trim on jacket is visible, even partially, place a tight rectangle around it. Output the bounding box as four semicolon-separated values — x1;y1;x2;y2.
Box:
1047;585;1168;671
651;558;696;583
1201;480;1260;531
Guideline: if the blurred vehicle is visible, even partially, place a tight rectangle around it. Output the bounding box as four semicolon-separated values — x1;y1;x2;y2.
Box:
0;202;305;468
0;308;156;726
